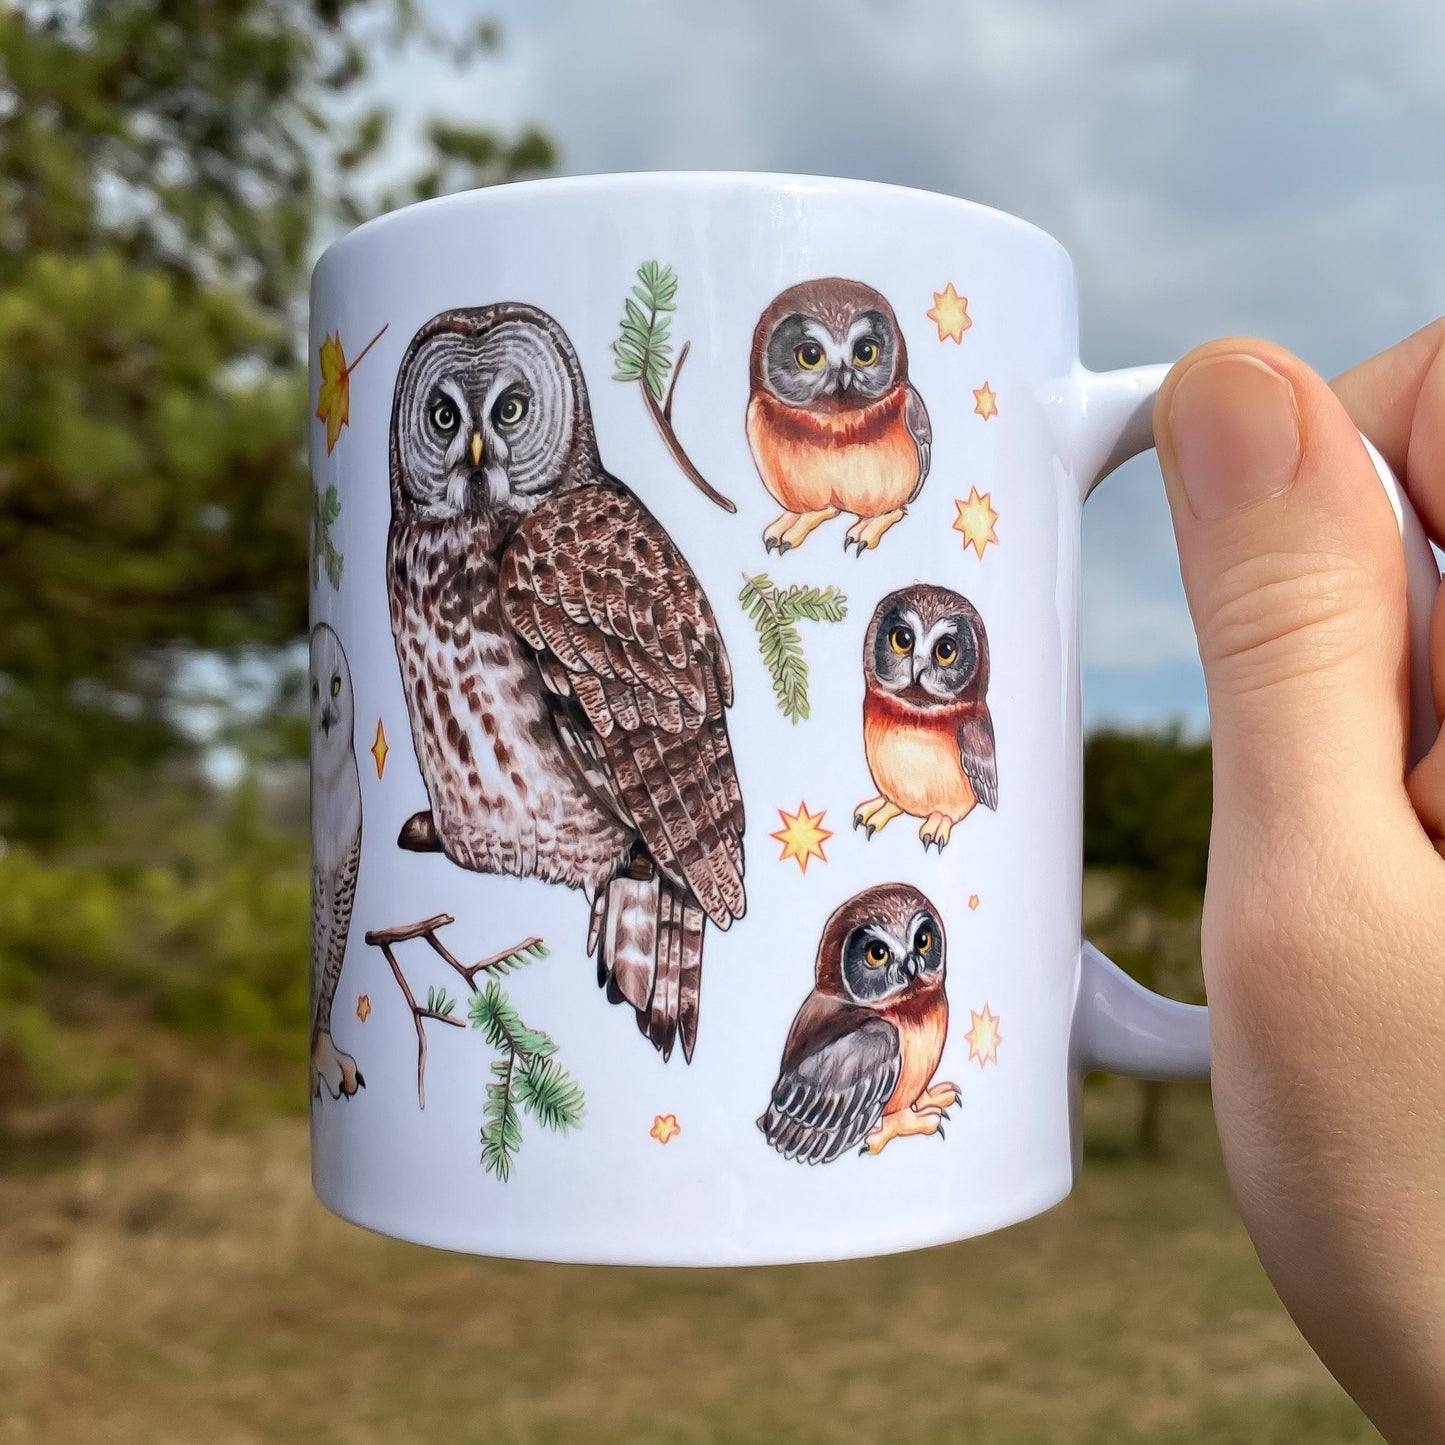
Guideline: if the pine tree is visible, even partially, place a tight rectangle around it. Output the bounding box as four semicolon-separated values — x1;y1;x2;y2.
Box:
0;3;555;842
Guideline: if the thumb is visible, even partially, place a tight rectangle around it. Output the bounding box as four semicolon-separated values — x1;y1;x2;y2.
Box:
1154;340;1413;835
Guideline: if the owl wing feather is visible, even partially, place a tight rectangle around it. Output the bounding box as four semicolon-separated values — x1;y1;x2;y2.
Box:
498;478;746;927
311;830;359;1036
957;705;998;811
759;996;900;1164
904;384;932;503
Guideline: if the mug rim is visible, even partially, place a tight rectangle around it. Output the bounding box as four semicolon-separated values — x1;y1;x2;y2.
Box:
313;169;1070;278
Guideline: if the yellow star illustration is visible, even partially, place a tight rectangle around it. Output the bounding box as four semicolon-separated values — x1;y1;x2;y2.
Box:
952;487;999;559
927;282;971;343
370;719;389;779
771;802;833;873
973;382;998;420
650;1113;681;1145
968;894;980;911
964;1004;1002;1068
356;994;373;1023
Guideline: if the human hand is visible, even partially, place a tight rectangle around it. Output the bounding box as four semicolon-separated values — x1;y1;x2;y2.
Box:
1153;321;1445;1444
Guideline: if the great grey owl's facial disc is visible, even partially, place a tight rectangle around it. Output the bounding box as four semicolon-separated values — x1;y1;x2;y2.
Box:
394;315;578;517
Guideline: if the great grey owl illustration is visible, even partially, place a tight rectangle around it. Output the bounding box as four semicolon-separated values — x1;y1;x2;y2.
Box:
310;621;364;1101
385;303;747;1063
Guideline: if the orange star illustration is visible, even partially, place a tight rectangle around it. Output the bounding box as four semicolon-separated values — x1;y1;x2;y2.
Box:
968;894;980;911
927;282;971;343
952;487;999;559
964;1004;1002;1067
355;994;373;1023
771;802;833;873
315;322;388;455
370;718;389;779
650;1113;681;1145
972;382;998;420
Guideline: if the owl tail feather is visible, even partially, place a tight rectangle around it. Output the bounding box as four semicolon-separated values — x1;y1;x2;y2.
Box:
592;862;704;1064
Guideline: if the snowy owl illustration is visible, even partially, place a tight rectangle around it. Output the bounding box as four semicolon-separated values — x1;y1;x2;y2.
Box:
310;621;364;1101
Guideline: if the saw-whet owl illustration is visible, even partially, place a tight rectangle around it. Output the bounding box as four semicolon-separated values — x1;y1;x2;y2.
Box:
854;584;998;850
746;278;931;556
310;621;364;1101
759;882;956;1162
385;302;746;1063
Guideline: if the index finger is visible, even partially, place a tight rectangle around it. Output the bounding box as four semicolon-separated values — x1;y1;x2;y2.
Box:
1332;316;1445;544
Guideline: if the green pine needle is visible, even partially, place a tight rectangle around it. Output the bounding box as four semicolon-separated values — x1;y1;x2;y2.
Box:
481;938;549;977
516;1055;585;1132
468;960;584;1180
613;261;679;401
310;483;343;590
739;573;848;724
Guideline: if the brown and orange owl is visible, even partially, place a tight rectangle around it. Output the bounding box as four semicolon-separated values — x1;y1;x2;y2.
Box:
759;883;956;1162
746;278;931;555
854;585;998;850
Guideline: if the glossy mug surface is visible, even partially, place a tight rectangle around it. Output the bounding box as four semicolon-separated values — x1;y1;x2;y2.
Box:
307;173;1435;1265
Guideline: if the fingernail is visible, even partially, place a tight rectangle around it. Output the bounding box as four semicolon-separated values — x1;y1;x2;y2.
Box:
1168;354;1302;520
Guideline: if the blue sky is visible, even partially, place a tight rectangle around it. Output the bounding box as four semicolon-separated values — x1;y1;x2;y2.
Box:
358;0;1445;732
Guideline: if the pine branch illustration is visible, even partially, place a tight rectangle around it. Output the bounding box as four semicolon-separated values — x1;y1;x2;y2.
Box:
363;916;583;1176
481;1056;522;1182
777;583;848;625
311;483;343;590
739;573;847;724
470;979;584;1179
515;1055;586;1133
612;260;736;513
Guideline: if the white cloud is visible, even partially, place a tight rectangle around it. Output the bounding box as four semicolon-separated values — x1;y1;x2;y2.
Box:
363;0;1443;723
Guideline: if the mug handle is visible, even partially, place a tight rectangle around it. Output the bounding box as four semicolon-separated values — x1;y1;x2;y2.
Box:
1068;362;1441;1081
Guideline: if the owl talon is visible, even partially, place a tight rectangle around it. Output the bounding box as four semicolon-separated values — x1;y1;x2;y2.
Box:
311;1028;362;1103
853;797;903;835
918;813;955;851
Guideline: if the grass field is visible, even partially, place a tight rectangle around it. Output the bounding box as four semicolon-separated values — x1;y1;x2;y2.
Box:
0;1080;1379;1445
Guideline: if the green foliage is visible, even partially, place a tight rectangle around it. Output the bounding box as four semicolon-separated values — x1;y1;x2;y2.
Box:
0;781;309;1112
1084;727;1213;892
612;260;677;400
470;977;583;1181
0;2;555;843
310;483;344;590
424;984;455;1019
516;1055;587;1134
738;573;848;724
481;1058;522;1183
478;937;549;977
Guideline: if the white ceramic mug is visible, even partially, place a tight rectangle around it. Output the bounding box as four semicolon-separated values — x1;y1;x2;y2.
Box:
307;173;1437;1265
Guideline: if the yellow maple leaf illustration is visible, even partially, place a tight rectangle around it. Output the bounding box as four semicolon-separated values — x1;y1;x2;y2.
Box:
315;323;388;455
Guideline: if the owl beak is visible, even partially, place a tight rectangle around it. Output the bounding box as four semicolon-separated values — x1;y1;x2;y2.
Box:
833;369;853;394
469;430;485;466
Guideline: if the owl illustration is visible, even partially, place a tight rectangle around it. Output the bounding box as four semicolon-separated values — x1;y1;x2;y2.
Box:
759;883;956;1162
746;278;931;556
386;304;746;1064
854;585;998;850
310;622;364;1101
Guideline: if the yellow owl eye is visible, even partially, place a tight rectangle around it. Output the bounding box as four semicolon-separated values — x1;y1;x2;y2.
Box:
492;390;529;429
933;637;958;666
330;676;341;698
888;624;914;655
852;337;880;367
914;926;934;955
794;342;826;371
430;398;459;434
865;940;891;968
